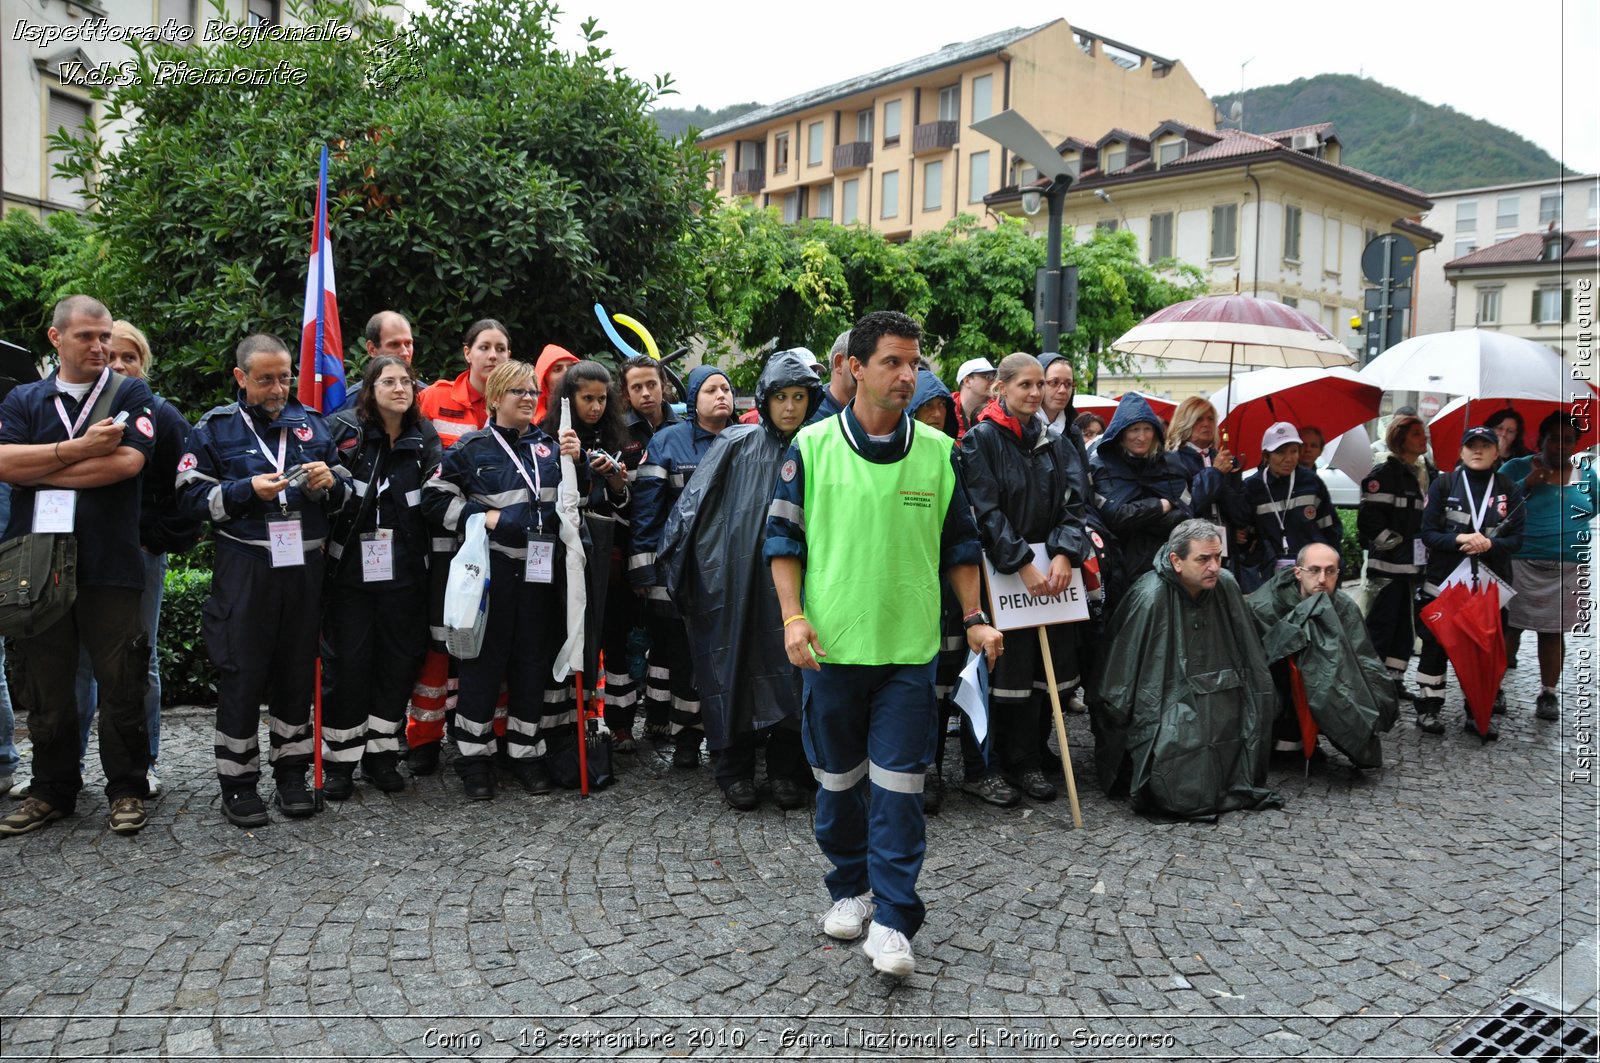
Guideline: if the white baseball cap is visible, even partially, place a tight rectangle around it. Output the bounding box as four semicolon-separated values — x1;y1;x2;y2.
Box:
1261;421;1303;454
956;357;997;384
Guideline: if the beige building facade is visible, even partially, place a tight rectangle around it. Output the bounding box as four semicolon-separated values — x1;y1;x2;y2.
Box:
697;20;1216;240
1414;173;1600;336
983;123;1437;399
1444;229;1599;361
4;0;317;217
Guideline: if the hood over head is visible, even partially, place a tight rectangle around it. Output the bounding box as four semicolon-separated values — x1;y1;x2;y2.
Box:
756;348;823;426
1104;392;1168;452
685;364;732;425
532;344;579;422
909;368;957;437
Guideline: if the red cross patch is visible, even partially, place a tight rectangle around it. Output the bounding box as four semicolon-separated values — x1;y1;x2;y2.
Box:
177;452;197;473
293;426;313;442
535;443;551;459
780;459;797;483
1303;505;1317;520
1367;479;1380;493
135;415;155;438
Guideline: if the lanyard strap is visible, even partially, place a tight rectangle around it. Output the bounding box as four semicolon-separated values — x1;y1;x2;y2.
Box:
53;368;111;438
238;409;288;474
1269;467;1296;544
491;426;545;532
1458;472;1493;533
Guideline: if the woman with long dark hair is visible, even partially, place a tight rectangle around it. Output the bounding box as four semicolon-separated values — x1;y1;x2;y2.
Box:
538;361;631;753
322;355;442;797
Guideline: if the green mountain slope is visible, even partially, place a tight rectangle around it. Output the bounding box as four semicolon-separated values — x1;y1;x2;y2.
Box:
651;102;762;139
1215;74;1574;192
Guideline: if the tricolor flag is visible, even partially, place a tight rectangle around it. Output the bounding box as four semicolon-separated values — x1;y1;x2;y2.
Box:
297;145;346;413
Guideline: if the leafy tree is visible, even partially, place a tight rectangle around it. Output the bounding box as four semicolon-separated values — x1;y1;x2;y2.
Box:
0;210;104;355
54;0;715;412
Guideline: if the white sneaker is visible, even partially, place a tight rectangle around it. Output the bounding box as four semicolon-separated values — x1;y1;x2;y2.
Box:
822;894;873;940
146;768;162;797
862;921;915;976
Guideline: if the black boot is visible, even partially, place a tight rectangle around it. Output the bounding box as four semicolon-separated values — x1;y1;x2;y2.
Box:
322;765;355;801
1415;697;1445;735
407;741;441;776
362;754;405;793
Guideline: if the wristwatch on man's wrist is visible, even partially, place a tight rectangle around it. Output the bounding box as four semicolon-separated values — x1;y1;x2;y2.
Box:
963;610;992;630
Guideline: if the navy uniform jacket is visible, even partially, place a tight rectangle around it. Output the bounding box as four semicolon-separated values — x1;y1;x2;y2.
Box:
174;395;350;562
421;423;585;567
1242;466;1340;565
628;418;721;598
1419;467;1524;594
325;411;442;589
0;368;156;589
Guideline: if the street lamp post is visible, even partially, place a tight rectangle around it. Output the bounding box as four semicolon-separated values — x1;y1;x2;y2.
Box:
973;110;1076;356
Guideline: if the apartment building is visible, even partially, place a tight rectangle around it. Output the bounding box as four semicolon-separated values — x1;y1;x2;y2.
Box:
3;0;304;217
697;19;1216;239
984;121;1438;397
1414;173;1600;335
1444;229;1599;360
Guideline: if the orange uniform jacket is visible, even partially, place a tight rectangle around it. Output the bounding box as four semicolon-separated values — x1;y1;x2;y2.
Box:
417;371;487;450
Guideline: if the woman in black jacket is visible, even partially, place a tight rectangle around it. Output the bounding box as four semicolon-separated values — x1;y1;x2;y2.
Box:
958;353;1093;804
322;355;443;798
1089;393;1192;587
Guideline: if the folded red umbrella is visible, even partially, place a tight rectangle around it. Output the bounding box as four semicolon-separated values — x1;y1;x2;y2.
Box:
1419;577;1506;738
1287;655;1319;768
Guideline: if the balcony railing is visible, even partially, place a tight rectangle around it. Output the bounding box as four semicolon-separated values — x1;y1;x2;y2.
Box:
731;169;765;196
832;141;873;171
912;121;959;153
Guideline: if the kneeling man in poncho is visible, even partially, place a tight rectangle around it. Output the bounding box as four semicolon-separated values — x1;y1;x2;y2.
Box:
1246;542;1399;769
1092;519;1279;818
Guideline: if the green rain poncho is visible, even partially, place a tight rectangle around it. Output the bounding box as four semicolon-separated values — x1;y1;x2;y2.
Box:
1246;568;1400;769
1091;553;1279;818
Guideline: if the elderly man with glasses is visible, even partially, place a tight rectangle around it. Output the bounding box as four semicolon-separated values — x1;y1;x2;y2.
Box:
1247;541;1399;770
175;333;351;828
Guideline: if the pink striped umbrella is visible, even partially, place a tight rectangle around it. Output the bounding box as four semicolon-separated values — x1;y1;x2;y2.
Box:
1114;295;1355;368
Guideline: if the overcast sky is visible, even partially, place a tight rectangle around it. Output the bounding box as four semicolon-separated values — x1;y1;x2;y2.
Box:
548;0;1598;182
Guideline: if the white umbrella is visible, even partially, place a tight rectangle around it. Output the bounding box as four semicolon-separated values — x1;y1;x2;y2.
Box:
1359;328;1573;399
1321;424;1375;483
552;396;587;683
1114;294;1356;368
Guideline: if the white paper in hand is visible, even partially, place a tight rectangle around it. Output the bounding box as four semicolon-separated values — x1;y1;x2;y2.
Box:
951;650;989;745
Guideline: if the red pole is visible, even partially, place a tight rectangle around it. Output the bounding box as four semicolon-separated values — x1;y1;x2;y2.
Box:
575;673;590;797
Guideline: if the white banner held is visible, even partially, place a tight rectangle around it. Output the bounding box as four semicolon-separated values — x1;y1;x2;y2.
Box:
983;543;1090;632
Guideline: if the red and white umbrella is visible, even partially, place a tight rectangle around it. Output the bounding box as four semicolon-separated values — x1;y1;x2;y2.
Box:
1207;366;1382;468
1115;295;1355;368
1115;391;1178;422
1072;394;1120;419
1427;392;1599;467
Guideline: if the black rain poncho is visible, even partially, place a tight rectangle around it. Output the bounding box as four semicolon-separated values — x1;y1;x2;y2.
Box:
659;349;822;751
1091;551;1279;818
1246;569;1400;768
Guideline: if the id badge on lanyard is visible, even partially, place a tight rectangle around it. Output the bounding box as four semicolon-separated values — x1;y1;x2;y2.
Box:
268;512;304;568
525;533;556;584
1413;539;1428;567
361;529;394;582
33;489;77;533
39;369;112;534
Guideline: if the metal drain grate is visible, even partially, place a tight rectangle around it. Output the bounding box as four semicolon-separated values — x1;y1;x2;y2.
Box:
1443;996;1599;1061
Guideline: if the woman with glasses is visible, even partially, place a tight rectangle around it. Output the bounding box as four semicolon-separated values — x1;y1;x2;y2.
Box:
319;356;442;799
423;361;585;801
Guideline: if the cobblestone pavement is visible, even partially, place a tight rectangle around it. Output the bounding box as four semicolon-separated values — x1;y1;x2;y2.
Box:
1;645;1594;1062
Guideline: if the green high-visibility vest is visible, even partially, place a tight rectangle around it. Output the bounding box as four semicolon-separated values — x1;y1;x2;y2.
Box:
797;416;956;665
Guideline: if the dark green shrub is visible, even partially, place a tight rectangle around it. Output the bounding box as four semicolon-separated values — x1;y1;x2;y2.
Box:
158;563;215;706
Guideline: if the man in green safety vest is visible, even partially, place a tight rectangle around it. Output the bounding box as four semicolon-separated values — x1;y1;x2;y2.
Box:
765;310;1004;977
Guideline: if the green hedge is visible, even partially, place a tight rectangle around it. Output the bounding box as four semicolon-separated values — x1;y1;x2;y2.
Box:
1337;508;1362;582
158;562;215;707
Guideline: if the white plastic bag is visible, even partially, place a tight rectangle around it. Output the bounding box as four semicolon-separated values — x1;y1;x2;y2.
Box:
443;512;490;659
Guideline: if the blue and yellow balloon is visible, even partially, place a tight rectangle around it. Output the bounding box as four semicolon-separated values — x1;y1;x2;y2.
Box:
593;303;659;360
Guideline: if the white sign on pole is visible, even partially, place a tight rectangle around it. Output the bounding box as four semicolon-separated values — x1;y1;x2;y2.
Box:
983;543;1090;631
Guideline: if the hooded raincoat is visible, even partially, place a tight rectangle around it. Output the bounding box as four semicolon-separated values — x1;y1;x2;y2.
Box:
1089;394;1193;586
1246;569;1399;768
659;350;822;751
1091;552;1279;818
